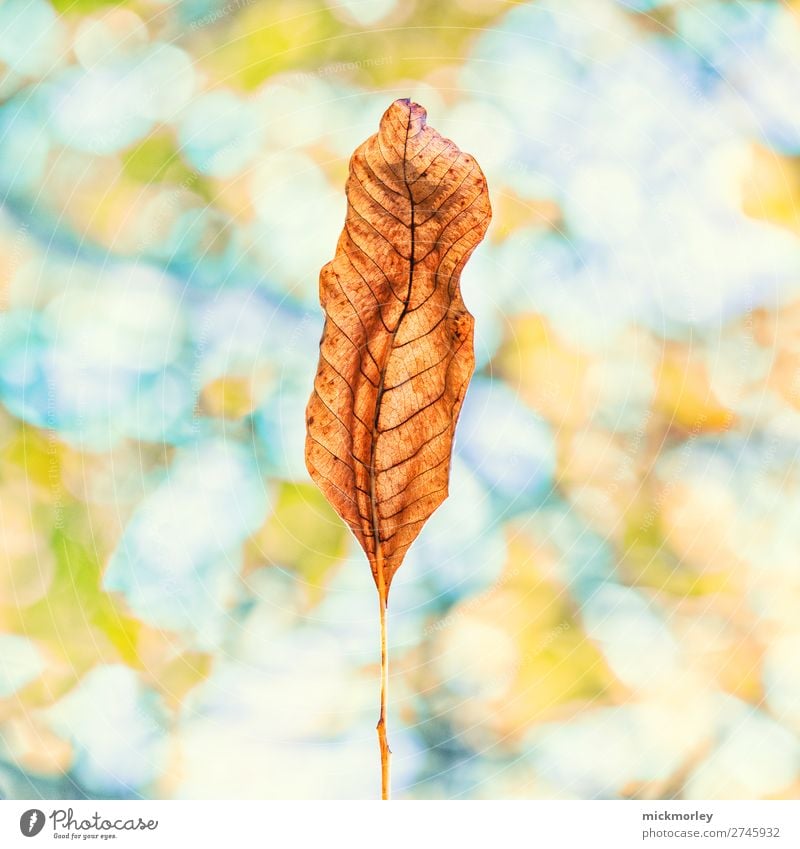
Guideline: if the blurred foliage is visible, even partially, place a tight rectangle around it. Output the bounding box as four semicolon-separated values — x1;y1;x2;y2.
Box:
1;0;800;801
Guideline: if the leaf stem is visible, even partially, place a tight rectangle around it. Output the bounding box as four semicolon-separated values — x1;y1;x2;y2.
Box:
376;548;391;800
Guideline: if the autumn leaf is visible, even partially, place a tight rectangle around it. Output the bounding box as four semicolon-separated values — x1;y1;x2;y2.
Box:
304;98;491;798
305;98;491;592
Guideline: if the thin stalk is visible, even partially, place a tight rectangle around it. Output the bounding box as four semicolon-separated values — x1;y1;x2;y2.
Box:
375;547;391;800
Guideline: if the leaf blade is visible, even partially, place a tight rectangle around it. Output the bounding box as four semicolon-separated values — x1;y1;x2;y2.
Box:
305;98;491;591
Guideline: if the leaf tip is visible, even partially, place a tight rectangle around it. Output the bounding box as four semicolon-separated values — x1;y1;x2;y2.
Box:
384;98;428;135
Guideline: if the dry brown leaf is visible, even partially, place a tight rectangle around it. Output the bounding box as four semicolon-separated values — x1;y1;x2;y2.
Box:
305;98;492;593
304;98;491;798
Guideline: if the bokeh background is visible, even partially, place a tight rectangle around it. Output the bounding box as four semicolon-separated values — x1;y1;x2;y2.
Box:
1;0;800;801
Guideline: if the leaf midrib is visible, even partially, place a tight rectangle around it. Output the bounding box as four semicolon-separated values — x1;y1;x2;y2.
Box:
367;106;418;574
